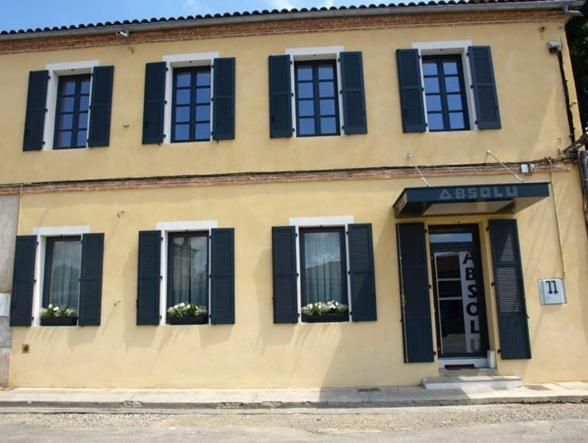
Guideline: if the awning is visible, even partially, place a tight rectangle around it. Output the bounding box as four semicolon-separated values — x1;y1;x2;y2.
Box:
393;182;550;218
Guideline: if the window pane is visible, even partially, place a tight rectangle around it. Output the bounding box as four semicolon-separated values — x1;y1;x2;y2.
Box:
443;61;458;75
422;62;438;76
428;113;444;131
175;106;190;123
47;239;82;311
196;88;211;104
297;82;313;99
318;65;334;80
79;95;89;112
56;131;72;147
298;100;314;117
297;66;313;81
62;80;76;95
320;117;337;135
445;77;460;93
195;105;210;122
176;89;191;105
174;124;190;141
426;95;442;112
318;81;334;98
196;71;211;87
58;114;73;130
424;77;440;93
176;72;191;88
76;130;87;147
169;234;209;307
302;230;344;304
80;80;91;94
319;99;335;116
195;123;210;140
449;112;465;130
78;112;88;130
60;97;74;112
447;94;463;111
298;118;315;136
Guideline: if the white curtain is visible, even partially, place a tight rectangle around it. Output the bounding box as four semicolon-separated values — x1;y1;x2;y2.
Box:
48;240;82;309
170;234;208;306
303;231;343;304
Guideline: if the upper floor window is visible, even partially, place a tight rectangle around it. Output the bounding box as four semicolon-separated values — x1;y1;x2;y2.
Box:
295;61;340;137
172;67;212;143
54;75;91;149
422;55;469;132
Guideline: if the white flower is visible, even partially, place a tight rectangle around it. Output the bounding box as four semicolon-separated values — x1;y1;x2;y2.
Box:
53;306;59;312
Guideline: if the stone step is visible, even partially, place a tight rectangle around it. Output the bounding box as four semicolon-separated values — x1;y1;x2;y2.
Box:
422;374;522;390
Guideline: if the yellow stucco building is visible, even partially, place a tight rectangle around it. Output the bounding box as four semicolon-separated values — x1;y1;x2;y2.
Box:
0;0;587;389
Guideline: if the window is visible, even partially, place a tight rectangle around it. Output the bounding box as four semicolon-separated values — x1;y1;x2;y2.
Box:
167;232;209;322
295;61;340;137
299;227;349;322
172;67;211;143
42;236;82;324
53;75;91;149
422;55;469;131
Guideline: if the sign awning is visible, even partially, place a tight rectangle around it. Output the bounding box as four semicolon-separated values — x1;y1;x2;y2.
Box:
393;182;550;218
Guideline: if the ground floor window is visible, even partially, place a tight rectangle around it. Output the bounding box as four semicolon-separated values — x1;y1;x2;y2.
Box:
300;227;349;322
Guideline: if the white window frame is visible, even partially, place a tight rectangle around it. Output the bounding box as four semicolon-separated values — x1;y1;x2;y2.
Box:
285;46;345;137
411;41;478;132
43;60;100;150
161;52;219;144
155;220;218;326
289;215;354;323
30;225;90;326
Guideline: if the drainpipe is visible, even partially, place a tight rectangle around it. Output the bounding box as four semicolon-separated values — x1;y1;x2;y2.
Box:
580;151;588;227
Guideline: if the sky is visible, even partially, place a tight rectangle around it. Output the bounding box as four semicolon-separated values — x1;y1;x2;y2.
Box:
0;0;372;32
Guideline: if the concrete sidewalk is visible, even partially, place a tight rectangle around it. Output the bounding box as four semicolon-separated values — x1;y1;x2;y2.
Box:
0;382;587;410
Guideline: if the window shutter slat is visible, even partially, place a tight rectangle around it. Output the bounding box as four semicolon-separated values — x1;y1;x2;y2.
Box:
210;228;235;325
137;230;161;325
268;55;293;138
340;52;367;135
396;50;426;133
469;46;501;130
78;233;104;326
272;226;298;323
488;220;531;359
23;70;49;151
10;236;37;327
88;66;114;147
396;223;434;362
212;57;236;141
348;224;377;321
142;62;167;144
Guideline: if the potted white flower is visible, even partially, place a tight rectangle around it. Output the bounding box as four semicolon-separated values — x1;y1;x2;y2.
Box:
40;304;78;326
301;300;349;323
166;302;208;325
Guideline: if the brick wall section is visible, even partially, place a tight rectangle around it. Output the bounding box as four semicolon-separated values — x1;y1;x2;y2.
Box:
0;10;563;55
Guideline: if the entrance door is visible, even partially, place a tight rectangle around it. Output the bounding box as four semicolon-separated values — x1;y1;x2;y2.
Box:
430;226;489;366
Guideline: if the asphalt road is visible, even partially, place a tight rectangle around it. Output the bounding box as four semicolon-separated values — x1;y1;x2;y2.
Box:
0;403;587;442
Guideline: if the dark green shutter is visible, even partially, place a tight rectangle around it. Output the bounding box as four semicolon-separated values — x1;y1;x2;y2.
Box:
212;57;236;140
88;66;114;147
340;52;367;135
488;220;531;359
469;46;501;130
268;55;293;138
142;62;167;144
396;223;434;362
23;70;49;151
10;236;37;327
78;233;104;326
137;230;161;325
396;49;426;133
210;228;235;325
348;224;377;321
272;226;298;324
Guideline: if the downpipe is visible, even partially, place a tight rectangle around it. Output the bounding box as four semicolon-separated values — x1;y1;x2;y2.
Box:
580;150;588;227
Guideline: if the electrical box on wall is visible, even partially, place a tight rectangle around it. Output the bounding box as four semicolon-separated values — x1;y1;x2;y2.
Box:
538;279;566;305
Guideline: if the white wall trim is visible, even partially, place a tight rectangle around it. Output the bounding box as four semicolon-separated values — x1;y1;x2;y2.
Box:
285;46;345;136
156;220;218;326
43;60;100;151
161;52;219;144
289;216;354;227
412;40;472;51
31;225;89;327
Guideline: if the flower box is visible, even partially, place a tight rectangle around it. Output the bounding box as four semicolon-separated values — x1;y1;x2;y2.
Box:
41;316;78;327
302;312;349;323
167;314;208;325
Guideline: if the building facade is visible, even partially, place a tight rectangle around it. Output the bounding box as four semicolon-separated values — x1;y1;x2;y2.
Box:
0;0;587;388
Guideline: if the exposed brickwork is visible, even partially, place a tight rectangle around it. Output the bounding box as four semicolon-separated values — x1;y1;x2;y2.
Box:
0;10;563;55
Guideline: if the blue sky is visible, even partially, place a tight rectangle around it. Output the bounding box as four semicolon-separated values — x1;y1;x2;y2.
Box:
0;0;370;32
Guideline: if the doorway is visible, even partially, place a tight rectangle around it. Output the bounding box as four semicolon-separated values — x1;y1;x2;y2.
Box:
429;225;490;368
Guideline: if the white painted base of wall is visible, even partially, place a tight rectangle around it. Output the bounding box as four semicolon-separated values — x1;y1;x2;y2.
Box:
422;375;522;390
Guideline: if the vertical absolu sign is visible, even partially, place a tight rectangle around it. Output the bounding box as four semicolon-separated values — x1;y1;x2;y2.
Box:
459;251;481;353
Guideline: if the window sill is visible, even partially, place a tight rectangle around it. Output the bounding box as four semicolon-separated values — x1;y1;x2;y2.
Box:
40;317;78;327
166;314;209;325
301;313;349;323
